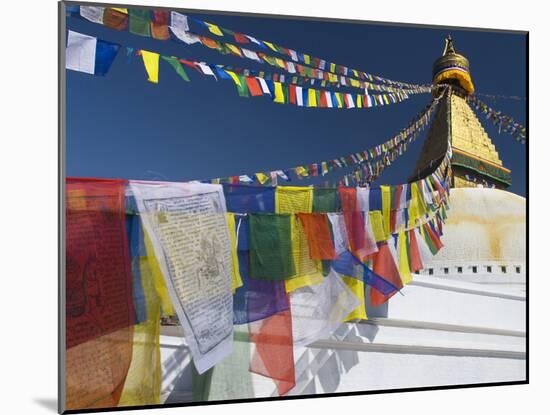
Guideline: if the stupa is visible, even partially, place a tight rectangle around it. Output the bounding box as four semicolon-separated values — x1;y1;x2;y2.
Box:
410;36;512;189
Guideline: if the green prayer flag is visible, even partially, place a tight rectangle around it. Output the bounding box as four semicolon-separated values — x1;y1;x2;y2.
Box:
236;74;249;97
129;9;152;37
161;56;190;82
313;188;340;213
249;214;295;280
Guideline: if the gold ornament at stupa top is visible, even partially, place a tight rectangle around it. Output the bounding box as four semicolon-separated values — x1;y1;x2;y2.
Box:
432;35;475;94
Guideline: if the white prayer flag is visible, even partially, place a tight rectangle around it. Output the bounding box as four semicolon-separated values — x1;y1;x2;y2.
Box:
357;187;370;212
66;30;96;74
129;181;234;374
290;271;359;347
242;48;261;62
257;77;271;94
198;63;217;78
325;91;333;108
80;6;104;24
296;86;303;107
328;213;349;255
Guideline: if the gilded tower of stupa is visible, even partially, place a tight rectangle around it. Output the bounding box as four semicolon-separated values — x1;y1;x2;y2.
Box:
410;36;512;189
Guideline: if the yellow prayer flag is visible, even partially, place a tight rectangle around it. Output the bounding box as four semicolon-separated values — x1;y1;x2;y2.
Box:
398;231;412;285
381;185;391;236
205;22;224;36
276;187;320;283
295;166;309;177
264;41;278;52
356;94;363;108
274;58;286;68
225;70;242;87
304;54;311;65
335;93;343;108
342;276;367;321
255;172;269;184
226;213;243;292
143;230;175;316
285;274;324;293
330;62;336;72
369;211;387;242
118;254;161;406
409;182;427;226
226;43;242;56
308;88;317;107
112;7;128;13
274;82;285;103
140;50;160;84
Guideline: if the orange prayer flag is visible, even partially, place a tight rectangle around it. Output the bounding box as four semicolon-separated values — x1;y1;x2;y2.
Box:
297;213;336;260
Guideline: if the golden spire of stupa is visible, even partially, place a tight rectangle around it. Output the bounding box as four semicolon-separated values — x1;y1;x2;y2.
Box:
409;37;511;189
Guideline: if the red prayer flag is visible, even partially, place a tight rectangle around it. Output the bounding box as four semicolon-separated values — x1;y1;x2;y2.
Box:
65;178;134;410
234;33;249;43
408;229;424;272
151;10;170;40
339;187;371;260
370;242;403;306
245;76;264;97
250;310;296;396
319;90;328;108
289;84;297;105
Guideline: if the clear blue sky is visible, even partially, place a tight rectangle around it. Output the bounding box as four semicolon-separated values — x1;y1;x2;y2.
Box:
65;6;527;196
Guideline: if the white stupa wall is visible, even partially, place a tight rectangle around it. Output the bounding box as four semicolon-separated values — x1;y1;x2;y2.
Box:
418;187;526;287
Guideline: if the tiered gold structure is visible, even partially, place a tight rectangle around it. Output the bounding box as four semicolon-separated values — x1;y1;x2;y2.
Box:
410;36;511;189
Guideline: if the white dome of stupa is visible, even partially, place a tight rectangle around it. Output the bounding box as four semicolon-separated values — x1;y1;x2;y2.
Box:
418;187;526;286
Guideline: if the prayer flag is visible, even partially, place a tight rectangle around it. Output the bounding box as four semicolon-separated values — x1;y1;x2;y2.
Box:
80;6;104;23
129;9;152;37
249;214;295;280
103;8;128;31
66;31;120;76
151;10;170;40
161;56;190;81
297;213;336;260
274;82;285;103
370;242;403;306
139;50;159;83
226;213;243;292
205;22;224;36
245;76;263;96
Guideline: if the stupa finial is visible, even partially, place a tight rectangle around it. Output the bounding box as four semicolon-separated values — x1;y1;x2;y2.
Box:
442;35;456;55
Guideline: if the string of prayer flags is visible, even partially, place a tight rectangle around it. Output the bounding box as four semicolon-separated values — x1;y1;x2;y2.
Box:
66;30;120;76
209;94;441;185
72;7;430;94
467;94;526;142
184;14;427;90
